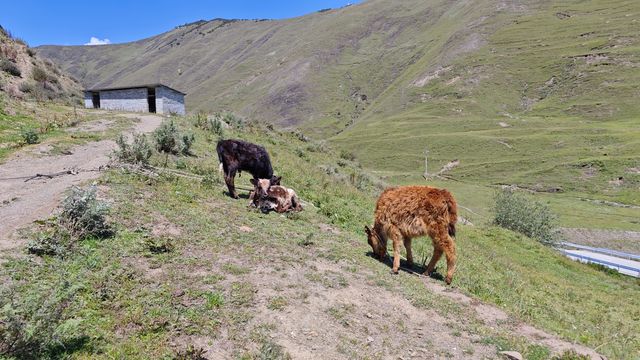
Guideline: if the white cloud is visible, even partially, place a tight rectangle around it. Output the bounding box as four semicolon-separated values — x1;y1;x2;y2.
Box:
85;37;111;46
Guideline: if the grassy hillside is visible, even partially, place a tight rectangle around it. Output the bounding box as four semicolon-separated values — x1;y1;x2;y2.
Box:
1;115;638;359
0;26;97;162
36;0;529;127
332;1;640;235
36;0;640;233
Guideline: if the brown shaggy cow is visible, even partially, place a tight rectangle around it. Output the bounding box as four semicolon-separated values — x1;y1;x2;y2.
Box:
365;186;458;284
250;178;303;213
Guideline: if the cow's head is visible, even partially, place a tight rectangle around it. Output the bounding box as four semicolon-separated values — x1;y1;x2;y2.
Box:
364;225;387;260
250;176;281;199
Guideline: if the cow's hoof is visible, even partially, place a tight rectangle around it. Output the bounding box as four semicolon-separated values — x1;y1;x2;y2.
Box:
391;269;399;275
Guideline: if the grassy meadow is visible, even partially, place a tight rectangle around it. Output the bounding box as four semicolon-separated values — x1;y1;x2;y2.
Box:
1;114;638;359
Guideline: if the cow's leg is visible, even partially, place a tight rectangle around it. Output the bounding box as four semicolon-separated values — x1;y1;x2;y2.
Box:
442;234;457;285
224;169;238;199
425;239;443;276
403;237;414;269
389;228;402;274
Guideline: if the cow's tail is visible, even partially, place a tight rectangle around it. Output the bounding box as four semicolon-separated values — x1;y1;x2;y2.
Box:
444;190;458;238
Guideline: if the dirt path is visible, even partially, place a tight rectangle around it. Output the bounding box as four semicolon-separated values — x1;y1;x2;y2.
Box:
0;113;163;251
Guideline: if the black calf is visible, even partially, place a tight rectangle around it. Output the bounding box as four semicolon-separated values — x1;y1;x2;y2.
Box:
216;139;279;198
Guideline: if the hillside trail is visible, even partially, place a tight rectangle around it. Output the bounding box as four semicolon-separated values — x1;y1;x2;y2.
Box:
0;113;163;252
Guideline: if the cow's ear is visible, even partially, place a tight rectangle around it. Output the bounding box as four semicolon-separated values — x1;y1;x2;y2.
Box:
250;178;257;186
271;176;282;185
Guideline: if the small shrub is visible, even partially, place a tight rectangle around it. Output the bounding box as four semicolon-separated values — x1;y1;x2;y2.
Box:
209;117;224;137
0;58;21;77
493;188;560;244
32;66;48;83
26;47;36;57
339;150;356;161
0;277;84;359
114;133;152;165
153;119;179;154
180;133;195;155
18;82;34;93
193;111;207;128
59;185;113;240
20;128;39;144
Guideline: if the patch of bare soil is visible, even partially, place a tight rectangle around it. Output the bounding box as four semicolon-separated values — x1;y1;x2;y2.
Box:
66;118;115;133
162;247;604;359
0;113;163;252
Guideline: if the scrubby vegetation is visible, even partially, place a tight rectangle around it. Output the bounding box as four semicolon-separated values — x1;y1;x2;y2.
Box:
114;133;153;165
27;185;113;257
20;127;39;144
153;119;195;155
493;188;561;244
0;58;21;77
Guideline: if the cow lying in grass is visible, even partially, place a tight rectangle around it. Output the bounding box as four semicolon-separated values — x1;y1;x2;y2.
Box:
250;178;303;213
216;139;279;199
365;186;458;284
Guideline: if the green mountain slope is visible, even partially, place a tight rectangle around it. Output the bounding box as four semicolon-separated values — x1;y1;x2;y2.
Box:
36;0;640;216
36;0;527;128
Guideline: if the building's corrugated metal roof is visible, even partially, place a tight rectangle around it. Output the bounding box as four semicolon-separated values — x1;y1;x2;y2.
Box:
85;83;186;95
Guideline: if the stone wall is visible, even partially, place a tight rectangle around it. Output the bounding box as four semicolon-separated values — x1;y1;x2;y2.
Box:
83;91;93;108
157;85;185;115
99;88;149;112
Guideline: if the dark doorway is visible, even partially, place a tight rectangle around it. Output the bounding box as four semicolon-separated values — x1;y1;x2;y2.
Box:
91;92;100;109
147;88;156;113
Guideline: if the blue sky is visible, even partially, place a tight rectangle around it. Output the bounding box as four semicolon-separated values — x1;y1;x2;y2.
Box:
0;0;360;47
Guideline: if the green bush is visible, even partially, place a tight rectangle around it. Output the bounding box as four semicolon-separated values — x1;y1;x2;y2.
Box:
59;186;113;240
154;119;179;153
153;119;195;155
27;187;112;257
113;133;152;165
32;66;48;83
0;276;84;359
180;133;195;155
20;128;39;144
0;59;21;77
493;188;560;244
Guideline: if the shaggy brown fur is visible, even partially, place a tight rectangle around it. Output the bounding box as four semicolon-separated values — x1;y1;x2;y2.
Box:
250;178;303;213
365;186;458;284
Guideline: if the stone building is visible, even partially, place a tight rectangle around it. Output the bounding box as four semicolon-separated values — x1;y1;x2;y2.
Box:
84;84;186;115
